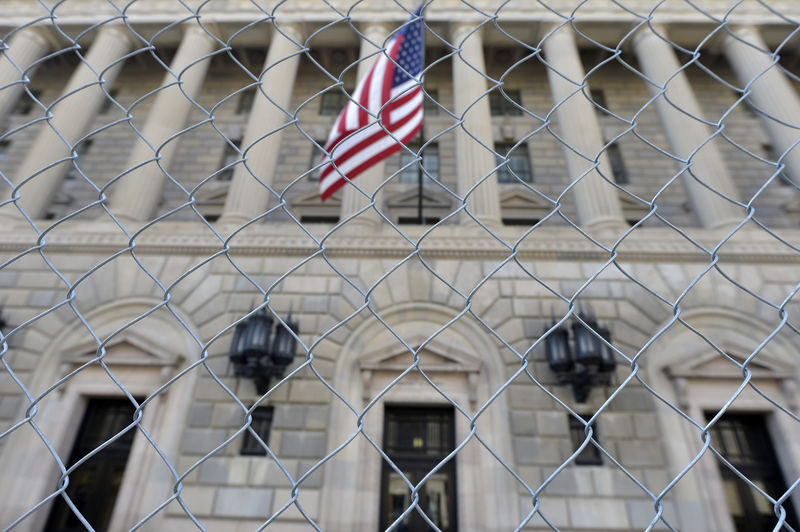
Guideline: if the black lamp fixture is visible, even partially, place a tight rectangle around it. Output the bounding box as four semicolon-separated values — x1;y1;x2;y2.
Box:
544;308;617;403
229;306;299;394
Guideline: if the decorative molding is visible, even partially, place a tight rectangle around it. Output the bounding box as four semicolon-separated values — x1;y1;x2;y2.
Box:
1;223;799;263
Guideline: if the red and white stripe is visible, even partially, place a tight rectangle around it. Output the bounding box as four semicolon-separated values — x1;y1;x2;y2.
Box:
319;35;424;200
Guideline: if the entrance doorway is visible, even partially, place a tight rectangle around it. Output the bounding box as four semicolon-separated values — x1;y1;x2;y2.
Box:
707;413;800;531
379;405;457;532
44;398;138;532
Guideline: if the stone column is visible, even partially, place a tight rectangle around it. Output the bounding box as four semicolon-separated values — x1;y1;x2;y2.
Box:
109;24;216;222
0;26;51;121
542;24;626;232
724;25;800;186
339;22;391;226
634;26;742;229
8;24;134;219
450;23;502;226
220;24;304;226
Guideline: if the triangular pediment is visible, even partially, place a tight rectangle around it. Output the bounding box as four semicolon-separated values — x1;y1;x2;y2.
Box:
62;337;181;368
291;189;342;208
618;193;650;212
499;188;552;211
360;335;481;373
667;350;793;379
386;188;452;209
195;183;230;205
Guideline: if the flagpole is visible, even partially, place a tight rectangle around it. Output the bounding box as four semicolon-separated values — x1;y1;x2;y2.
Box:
417;125;425;224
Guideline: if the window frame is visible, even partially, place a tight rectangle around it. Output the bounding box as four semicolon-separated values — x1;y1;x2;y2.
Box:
240;406;275;456
568;414;604;466
489;89;523;116
494;141;533;183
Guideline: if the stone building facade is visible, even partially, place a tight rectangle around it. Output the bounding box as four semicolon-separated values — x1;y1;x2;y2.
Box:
0;0;800;531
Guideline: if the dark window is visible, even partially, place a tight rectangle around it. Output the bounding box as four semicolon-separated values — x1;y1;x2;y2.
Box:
495;142;532;183
309;140;326;181
320;90;351;115
489;89;523;116
218;139;242;181
606;143;628;184
734;90;757;116
591;89;609;116
398;216;441;225
762;143;794;186
99;89;119;114
399;141;439;183
380;406;457;531
65;140;93;181
424;89;439;115
44;398;138;532
569;415;603;466
240;406;274;455
502;218;541;227
300;215;340;224
11;89;41;115
707;412;799;532
237;88;256;114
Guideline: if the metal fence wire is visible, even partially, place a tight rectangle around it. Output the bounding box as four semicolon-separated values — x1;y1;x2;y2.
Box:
2;0;800;531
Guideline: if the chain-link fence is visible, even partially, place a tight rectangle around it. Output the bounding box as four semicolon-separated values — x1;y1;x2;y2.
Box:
1;0;800;530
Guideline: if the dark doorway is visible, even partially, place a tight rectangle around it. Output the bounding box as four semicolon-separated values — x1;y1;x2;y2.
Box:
707;412;799;531
379;405;457;532
44;398;138;532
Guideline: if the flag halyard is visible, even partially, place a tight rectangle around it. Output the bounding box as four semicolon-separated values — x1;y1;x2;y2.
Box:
319;8;425;201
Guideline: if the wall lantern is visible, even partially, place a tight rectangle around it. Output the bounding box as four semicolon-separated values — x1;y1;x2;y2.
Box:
544;311;617;403
229;307;299;394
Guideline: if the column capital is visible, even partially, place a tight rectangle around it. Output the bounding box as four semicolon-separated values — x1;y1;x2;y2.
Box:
357;21;392;42
95;22;138;49
449;20;483;44
273;22;305;44
631;22;669;46
8;25;53;50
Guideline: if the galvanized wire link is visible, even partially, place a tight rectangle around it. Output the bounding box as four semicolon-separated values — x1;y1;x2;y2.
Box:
1;0;800;531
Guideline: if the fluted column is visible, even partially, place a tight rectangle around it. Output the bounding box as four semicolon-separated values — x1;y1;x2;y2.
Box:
542;24;626;232
0;26;51;121
339;22;391;226
450;23;502;226
109;24;216;222
220;24;304;226
634;26;742;229
723;25;800;186
8;24;134;219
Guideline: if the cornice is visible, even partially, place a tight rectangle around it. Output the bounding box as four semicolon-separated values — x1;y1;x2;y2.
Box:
1;1;799;28
0;224;798;264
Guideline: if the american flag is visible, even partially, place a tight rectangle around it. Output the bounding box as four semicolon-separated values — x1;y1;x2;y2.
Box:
319;7;425;200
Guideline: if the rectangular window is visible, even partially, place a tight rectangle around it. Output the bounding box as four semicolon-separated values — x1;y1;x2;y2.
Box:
591;88;609;116
320;89;351;115
399;141;439;183
65;140;94;180
762;143;794;186
606;142;628;184
237;87;256;114
308;140;326;181
489;89;523;116
240;406;274;455
218;139;242;181
423;89;439;115
569;415;603;466
495;142;532;183
99;89;120;114
11;89;41;115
